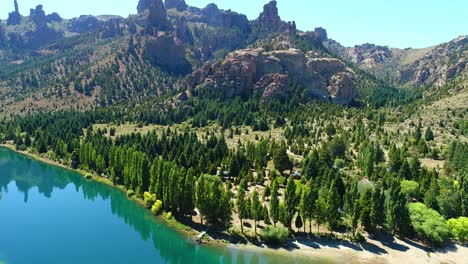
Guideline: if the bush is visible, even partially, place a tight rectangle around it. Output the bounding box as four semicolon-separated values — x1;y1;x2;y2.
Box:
143;192;156;208
127;190;135;197
408;203;449;246
261;225;289;245
151;200;163;215
401;180;420;200
447;217;468;243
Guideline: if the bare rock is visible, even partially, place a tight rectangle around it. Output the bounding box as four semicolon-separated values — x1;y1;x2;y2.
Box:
7;0;21;26
188;48;356;104
137;0;171;33
164;0;188;11
70;15;102;33
254;73;290;100
144;32;191;75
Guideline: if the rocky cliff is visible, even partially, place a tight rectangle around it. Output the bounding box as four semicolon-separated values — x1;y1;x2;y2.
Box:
325;36;468;87
188;48;356;104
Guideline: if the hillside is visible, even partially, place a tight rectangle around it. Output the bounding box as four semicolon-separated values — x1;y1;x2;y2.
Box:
325;36;467;88
0;0;417;116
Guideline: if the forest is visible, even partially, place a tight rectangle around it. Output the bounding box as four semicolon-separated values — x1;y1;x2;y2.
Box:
1;89;467;247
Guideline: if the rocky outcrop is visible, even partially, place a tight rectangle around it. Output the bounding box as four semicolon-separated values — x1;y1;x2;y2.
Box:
348;43;392;65
314;27;328;42
175;17;193;43
188;48;356;104
7;0;21;26
144;32;191;75
198;4;251;34
70;15;102;33
398;36;467;86
30;5;47;29
0;25;5;47
137;0;171;33
254;73;290;100
164;0;188;11
254;1;295;34
46;12;62;23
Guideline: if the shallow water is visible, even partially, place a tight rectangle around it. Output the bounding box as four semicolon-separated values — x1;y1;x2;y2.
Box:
0;147;335;264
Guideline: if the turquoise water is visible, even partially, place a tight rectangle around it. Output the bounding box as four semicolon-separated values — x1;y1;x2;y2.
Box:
0;147;331;264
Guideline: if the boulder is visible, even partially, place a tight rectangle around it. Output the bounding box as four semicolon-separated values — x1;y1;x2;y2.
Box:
144;33;192;75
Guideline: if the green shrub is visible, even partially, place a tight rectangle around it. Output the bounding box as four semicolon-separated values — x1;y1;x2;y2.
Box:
151;200;163;215
127;190;135;197
408;203;449;246
401;180;420;200
260;225;289;245
143;192;156;208
447;217;468;243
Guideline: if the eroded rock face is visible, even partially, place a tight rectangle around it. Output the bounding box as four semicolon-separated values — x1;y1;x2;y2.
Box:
144;32;191;75
30;5;47;29
349;43;392;65
254;1;295;34
398;36;468;86
138;0;171;33
70;15;102;33
7;0;21;26
164;0;188;11
257;1;282;32
188;48;356;104
254;73;289;100
0;25;5;46
314;27;328;42
46;12;62;23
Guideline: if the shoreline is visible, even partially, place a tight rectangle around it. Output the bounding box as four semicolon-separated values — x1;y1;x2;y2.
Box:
2;144;467;263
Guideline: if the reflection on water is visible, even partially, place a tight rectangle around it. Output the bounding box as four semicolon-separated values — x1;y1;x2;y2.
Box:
0;147;333;264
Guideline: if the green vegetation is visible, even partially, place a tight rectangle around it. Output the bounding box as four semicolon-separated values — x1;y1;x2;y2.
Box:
0;75;466;249
447;217;468;243
260;225;290;245
408;203;449;246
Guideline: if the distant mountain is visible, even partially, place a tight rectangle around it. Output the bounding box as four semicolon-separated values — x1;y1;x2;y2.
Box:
0;0;466;116
324;36;467;87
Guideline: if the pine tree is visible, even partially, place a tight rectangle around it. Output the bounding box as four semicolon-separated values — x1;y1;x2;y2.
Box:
386;179;411;236
326;180;341;235
370;183;385;229
284;177;297;228
300;179;317;234
269;180;280;227
360;188;373;232
251;188;261;235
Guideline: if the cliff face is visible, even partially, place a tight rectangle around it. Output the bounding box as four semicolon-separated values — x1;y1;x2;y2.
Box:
188;48;356;104
325;36;468;87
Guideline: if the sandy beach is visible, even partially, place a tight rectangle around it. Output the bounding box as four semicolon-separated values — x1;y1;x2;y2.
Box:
232;234;468;264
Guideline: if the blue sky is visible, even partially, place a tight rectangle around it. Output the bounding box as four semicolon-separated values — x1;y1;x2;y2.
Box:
1;0;466;48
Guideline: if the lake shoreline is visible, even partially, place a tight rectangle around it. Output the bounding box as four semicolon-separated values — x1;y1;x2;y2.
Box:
2;144;467;264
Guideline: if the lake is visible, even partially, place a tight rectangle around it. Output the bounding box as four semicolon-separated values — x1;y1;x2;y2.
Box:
0;147;334;264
